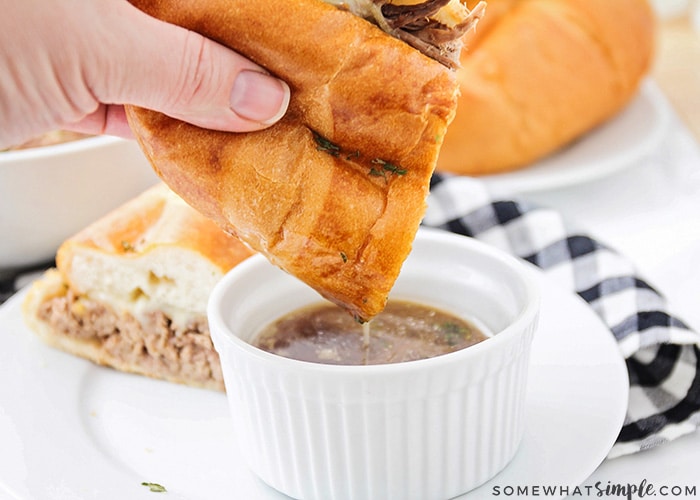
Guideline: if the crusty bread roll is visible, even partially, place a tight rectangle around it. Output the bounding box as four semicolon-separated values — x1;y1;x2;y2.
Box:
437;0;656;175
23;184;255;390
125;0;482;322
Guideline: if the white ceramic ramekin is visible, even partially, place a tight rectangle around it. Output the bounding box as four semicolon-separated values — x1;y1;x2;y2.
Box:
208;228;540;500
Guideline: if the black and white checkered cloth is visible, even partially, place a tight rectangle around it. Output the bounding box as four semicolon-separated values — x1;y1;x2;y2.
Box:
424;173;700;458
1;173;698;459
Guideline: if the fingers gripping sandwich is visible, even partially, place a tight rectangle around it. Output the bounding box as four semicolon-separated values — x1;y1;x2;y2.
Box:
125;0;485;322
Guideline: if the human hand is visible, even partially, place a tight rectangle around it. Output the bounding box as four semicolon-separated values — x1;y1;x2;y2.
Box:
0;0;291;149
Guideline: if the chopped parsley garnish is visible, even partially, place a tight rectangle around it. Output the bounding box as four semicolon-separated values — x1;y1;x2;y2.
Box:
141;482;167;493
312;131;407;180
313;132;341;157
442;322;468;346
121;241;135;252
371;158;407;176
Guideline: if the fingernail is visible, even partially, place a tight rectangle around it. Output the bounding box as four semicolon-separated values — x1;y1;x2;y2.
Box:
230;70;290;125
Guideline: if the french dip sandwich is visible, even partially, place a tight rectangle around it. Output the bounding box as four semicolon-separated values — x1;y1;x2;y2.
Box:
125;0;485;322
23;184;254;390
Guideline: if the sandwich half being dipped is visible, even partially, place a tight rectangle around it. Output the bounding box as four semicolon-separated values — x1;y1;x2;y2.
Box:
126;0;485;322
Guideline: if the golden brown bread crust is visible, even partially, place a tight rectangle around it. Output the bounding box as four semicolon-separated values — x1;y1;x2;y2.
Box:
437;0;656;175
56;183;253;283
125;0;460;321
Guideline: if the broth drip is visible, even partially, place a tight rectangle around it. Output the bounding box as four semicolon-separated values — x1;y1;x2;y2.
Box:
362;321;371;364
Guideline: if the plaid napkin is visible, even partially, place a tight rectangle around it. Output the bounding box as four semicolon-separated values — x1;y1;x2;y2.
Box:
424;173;700;459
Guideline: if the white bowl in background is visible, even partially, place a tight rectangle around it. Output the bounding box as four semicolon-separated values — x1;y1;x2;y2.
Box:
208;228;540;500
0;135;158;269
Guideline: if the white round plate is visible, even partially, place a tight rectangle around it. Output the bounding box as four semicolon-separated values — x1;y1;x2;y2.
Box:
0;271;628;500
479;80;671;196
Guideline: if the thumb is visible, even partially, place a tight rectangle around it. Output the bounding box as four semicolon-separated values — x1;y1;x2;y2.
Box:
89;1;290;133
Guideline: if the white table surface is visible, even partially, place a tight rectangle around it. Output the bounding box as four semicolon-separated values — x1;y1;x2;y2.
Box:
511;92;700;499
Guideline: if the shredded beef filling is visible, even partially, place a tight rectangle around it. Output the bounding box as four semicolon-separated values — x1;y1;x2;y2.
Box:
37;290;223;390
372;0;485;68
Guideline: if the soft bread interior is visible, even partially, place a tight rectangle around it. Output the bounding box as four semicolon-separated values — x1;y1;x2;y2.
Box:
66;246;225;329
